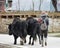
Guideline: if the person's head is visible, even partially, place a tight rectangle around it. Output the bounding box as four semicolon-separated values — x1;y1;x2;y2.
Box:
41;11;48;15
41;11;48;19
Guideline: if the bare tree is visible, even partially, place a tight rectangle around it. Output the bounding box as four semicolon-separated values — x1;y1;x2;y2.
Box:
51;0;57;12
32;0;34;11
39;0;43;11
30;4;33;11
39;0;41;10
18;0;20;11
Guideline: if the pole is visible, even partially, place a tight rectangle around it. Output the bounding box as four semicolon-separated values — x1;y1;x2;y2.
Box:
39;0;41;10
18;0;20;11
32;0;34;11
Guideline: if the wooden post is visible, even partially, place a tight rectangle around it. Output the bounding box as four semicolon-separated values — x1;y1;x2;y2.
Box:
0;15;1;27
52;13;54;32
0;15;2;32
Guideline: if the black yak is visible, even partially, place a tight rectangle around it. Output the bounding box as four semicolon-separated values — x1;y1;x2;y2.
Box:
40;15;49;47
8;17;28;45
26;17;41;45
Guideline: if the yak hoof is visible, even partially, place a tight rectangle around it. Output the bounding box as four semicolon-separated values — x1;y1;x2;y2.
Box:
14;43;16;45
32;42;34;45
29;42;31;45
39;41;41;44
24;40;26;43
42;45;44;47
45;42;47;46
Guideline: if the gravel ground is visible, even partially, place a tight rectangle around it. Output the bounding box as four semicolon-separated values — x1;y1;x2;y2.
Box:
0;43;13;48
48;33;60;37
0;34;60;48
0;43;22;48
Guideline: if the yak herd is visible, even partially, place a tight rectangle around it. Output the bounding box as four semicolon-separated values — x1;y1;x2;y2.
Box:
8;16;49;47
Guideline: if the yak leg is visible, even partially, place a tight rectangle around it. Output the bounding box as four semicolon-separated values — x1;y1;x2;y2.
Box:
32;37;35;45
37;25;41;44
41;33;44;47
38;33;41;44
14;35;18;45
44;31;48;46
45;38;47;46
32;34;37;45
29;36;32;45
20;38;24;45
24;39;26;43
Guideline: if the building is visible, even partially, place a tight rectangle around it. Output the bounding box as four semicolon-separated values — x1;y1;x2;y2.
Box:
8;0;12;7
5;0;12;12
0;0;6;12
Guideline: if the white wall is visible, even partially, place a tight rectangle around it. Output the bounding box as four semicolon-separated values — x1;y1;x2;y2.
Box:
12;0;51;11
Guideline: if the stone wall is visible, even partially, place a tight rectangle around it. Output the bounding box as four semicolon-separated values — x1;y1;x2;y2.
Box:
0;18;60;33
0;19;13;33
48;18;60;32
